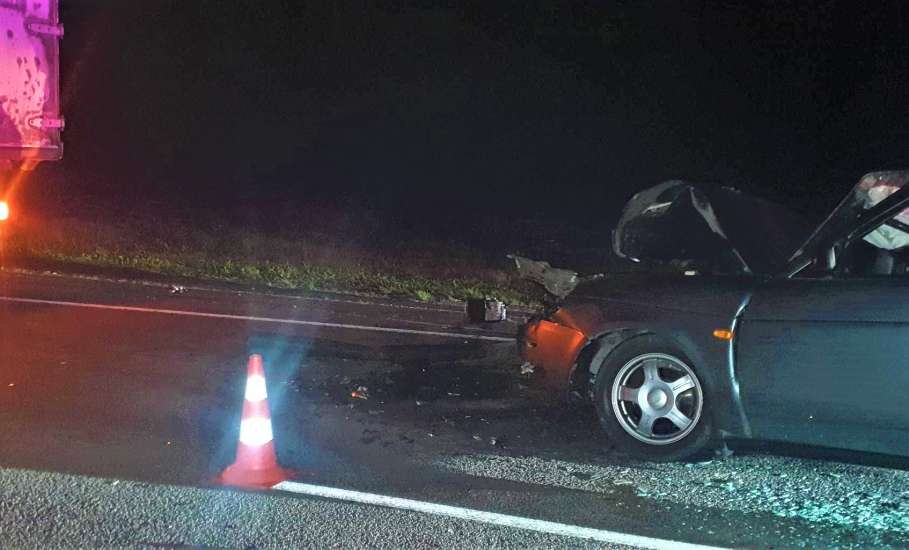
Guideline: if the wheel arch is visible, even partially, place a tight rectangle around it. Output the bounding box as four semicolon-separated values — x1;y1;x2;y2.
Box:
581;329;714;395
575;328;649;401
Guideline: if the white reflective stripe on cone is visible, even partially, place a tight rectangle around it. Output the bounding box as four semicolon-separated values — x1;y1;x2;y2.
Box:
239;417;273;446
245;375;268;402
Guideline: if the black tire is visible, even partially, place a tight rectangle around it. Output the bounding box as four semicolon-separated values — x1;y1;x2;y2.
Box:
592;334;714;461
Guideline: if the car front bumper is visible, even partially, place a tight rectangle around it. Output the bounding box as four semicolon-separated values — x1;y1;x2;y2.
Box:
518;316;588;393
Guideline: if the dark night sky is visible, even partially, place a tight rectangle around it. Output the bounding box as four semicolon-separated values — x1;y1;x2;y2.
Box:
29;1;909;232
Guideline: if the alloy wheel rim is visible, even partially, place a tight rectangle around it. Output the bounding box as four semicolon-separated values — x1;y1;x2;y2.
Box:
609;352;703;445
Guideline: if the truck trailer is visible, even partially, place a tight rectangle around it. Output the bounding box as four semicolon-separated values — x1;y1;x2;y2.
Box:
0;0;62;217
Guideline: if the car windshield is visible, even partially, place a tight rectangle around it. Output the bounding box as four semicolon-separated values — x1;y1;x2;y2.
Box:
791;171;909;272
856;171;909;250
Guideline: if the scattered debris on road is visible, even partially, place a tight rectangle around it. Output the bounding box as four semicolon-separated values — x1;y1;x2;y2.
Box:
351;386;369;400
169;285;188;295
360;429;380;444
466;299;507;323
519;362;534;376
284;339;589;459
439;453;909;537
715;443;735;459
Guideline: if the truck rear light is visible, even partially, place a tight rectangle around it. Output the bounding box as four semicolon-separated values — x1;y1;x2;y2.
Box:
0;201;9;221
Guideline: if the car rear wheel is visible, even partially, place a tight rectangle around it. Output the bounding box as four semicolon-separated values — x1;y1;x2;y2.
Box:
593;335;713;461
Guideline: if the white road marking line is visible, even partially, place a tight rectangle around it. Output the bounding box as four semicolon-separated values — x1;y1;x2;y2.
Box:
273;481;727;550
0;296;513;342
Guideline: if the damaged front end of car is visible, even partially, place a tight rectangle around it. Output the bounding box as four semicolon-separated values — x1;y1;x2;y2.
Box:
513;180;810;400
508;254;600;397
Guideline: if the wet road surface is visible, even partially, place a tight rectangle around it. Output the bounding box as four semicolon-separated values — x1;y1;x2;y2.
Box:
0;269;907;549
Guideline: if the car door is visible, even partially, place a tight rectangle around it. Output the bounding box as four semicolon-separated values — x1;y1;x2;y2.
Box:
736;267;909;455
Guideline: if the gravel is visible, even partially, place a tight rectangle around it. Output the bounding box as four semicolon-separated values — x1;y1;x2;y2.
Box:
438;453;909;537
0;467;633;550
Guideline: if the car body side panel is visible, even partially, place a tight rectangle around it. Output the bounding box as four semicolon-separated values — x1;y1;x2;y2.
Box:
571;275;754;317
737;277;909;456
522;276;754;436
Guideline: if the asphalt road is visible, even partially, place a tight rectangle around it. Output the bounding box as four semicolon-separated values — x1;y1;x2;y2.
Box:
1;269;908;549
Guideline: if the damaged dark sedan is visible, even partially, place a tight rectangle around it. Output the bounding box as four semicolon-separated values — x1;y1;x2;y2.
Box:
517;171;909;461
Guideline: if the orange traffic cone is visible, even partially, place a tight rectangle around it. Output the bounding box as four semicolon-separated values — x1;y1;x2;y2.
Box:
218;354;292;488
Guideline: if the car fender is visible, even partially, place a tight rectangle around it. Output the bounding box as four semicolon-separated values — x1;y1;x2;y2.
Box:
574;301;750;437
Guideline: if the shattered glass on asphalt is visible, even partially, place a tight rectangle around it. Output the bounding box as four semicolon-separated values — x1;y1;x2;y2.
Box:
439;454;909;535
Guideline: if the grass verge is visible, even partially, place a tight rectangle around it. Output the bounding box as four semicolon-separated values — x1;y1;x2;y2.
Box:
5;213;540;306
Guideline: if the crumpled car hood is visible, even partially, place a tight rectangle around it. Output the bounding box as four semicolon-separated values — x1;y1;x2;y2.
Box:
612;181;811;275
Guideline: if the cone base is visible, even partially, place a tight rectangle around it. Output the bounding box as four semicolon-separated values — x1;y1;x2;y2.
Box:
218;462;293;489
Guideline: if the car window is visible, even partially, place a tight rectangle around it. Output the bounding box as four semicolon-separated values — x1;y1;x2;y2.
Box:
837;218;909;277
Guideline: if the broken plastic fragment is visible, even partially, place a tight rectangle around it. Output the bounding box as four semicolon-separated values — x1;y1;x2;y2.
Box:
715;443;734;459
519;362;535;375
351;385;369;400
507;254;580;299
466;299;507;322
